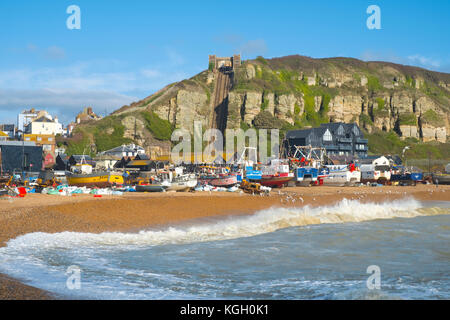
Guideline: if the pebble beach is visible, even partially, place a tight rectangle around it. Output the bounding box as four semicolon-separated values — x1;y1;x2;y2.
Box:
1;184;449;299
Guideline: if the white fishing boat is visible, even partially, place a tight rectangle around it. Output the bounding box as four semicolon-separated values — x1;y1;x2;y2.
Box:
322;164;361;186
360;164;391;184
160;167;197;192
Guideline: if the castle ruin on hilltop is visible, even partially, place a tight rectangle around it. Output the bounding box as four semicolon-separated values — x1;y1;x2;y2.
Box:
208;54;241;72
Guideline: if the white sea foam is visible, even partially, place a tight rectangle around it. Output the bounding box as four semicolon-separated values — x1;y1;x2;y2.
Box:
2;198;448;251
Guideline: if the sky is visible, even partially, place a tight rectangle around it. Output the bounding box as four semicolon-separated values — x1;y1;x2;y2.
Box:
0;0;449;126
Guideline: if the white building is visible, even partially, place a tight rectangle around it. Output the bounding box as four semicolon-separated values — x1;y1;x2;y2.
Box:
25;115;64;136
100;144;145;158
17;109;39;134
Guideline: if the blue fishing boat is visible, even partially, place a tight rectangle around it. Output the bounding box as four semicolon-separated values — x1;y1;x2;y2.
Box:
295;167;319;186
391;172;423;186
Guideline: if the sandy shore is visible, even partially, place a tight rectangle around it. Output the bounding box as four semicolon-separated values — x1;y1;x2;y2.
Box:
0;184;449;299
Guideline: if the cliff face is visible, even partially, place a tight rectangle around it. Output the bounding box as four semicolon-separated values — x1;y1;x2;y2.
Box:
112;55;449;147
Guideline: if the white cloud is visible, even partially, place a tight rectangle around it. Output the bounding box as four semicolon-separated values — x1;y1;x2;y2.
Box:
45;46;66;60
141;69;162;78
406;54;441;69
360;50;446;71
239;39;268;56
0;88;137;124
0;61;187;94
0;59;190;124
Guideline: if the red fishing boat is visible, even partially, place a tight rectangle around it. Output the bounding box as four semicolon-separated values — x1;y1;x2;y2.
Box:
198;166;238;188
248;159;293;188
256;173;293;187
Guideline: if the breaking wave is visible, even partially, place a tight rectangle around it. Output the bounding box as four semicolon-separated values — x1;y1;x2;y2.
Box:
4;198;449;250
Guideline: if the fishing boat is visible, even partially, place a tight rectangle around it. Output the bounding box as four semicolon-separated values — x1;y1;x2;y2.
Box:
135;184;167;192
322;164;361;186
198;166;238;188
0;189;8;197
164;175;198;192
248;159;293;188
290;146;326;186
202;174;238;188
66;154;124;187
390;168;423;186
360;164;390;185
432;173;450;185
159;168;197;192
67;172;124;187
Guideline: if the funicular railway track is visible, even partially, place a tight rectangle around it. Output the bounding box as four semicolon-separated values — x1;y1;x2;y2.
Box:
211;67;232;132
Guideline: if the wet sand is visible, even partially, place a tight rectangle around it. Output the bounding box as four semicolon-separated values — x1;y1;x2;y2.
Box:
0;184;449;299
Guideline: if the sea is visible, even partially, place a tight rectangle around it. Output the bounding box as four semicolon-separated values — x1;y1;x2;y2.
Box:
0;198;449;300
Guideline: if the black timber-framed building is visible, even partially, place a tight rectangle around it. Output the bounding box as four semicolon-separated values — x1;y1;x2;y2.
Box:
283;122;369;158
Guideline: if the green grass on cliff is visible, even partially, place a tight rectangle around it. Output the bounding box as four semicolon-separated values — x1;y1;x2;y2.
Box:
398;113;417;126
141;111;174;141
366;130;450;160
64;116;132;156
93;117;132;152
421;109;446;127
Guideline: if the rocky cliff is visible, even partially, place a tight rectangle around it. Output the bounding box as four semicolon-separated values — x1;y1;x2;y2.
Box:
113;55;449;147
63;55;449;157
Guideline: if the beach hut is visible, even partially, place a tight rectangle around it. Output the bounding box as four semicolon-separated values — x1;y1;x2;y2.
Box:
114;156;134;169
54;154;69;170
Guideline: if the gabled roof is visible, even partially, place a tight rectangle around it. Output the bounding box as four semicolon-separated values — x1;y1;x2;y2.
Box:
104;145;135;154
135;154;150;160
56;153;68;159
286;128;317;139
70;154;93;161
288;122;363;140
320;122;344;131
312;127;327;136
286;126;329;139
32;116;54;123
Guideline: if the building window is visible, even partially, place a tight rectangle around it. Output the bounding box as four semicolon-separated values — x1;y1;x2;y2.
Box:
48;137;53;141
323;130;332;142
337;126;344;135
37;137;42;141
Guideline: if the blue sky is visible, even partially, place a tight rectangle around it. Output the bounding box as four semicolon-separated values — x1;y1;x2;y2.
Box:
1;0;449;125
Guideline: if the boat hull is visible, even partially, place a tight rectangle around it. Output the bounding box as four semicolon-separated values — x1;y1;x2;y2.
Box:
432;174;450;185
67;172;124;188
295;167;318;186
200;175;237;188
391;173;423;185
323;172;361;186
166;179;197;192
135;185;167;192
250;175;292;187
